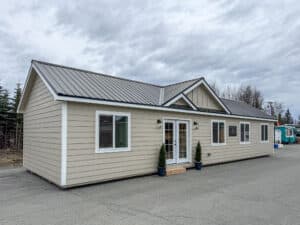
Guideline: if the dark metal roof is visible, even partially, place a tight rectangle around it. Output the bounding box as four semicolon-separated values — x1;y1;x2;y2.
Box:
32;60;274;120
163;78;200;103
221;98;275;120
33;60;162;105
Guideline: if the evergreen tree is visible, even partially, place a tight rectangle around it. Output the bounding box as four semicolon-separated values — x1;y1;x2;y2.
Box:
12;83;23;151
284;108;293;124
278;113;283;125
12;83;22;112
0;86;10;112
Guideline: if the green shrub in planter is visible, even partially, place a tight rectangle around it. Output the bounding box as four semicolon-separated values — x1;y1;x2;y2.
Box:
158;144;166;176
195;141;202;170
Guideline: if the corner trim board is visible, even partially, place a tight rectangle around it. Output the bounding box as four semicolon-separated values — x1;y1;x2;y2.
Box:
61;102;67;186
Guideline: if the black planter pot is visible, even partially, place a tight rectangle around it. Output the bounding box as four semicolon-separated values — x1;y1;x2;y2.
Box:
158;167;166;176
195;162;202;170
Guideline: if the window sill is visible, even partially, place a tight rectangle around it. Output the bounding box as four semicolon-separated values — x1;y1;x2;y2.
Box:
260;141;269;144
240;142;251;145
211;143;227;146
95;148;131;153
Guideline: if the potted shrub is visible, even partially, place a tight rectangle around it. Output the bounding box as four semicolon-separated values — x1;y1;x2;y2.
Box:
158;144;166;176
195;141;202;170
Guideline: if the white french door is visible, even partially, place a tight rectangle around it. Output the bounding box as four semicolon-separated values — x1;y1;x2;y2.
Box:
163;120;190;164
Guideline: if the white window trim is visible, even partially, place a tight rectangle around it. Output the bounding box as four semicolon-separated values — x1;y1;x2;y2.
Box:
260;123;269;143
164;94;197;110
240;122;251;144
211;120;226;146
95;110;131;153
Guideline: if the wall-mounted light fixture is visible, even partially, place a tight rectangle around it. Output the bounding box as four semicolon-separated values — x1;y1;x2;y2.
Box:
193;121;199;129
157;119;162;128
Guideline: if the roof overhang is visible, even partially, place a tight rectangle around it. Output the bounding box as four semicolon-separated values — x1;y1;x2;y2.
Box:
54;94;276;122
17;62;57;113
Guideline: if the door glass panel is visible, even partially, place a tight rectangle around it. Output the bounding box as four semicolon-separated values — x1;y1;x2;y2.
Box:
179;123;187;158
164;122;174;160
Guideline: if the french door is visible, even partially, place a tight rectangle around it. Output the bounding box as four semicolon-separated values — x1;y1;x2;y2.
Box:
164;120;190;164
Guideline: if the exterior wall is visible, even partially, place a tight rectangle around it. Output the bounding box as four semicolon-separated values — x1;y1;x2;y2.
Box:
187;84;223;110
23;73;61;185
66;102;274;186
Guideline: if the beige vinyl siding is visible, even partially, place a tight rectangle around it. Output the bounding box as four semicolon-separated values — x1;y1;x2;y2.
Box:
187;84;223;110
174;98;190;106
66;102;274;186
23;72;61;185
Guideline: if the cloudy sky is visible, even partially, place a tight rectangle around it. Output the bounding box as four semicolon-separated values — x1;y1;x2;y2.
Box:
0;0;299;117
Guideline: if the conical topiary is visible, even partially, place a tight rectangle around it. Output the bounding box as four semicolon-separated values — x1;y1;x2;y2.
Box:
195;141;202;162
158;144;166;168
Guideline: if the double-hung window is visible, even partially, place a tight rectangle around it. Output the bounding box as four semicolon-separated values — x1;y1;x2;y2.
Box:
261;124;269;142
96;111;131;153
240;122;250;144
212;120;226;145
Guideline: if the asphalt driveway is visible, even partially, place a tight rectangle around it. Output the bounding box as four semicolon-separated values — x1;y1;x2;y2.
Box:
1;145;300;225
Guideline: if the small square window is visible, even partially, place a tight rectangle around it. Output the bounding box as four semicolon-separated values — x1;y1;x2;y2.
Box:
229;126;237;137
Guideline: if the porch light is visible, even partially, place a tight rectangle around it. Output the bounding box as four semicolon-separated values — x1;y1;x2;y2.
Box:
194;121;199;129
157;119;162;128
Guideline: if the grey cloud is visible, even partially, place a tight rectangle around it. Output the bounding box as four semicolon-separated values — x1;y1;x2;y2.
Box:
0;0;300;117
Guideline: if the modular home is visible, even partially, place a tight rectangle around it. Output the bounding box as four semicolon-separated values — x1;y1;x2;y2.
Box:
18;60;276;188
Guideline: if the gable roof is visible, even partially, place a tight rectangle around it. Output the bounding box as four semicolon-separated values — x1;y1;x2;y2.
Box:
18;60;275;121
163;78;200;103
32;60;162;105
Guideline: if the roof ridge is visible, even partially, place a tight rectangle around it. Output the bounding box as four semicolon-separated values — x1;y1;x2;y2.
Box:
163;77;203;87
32;59;163;88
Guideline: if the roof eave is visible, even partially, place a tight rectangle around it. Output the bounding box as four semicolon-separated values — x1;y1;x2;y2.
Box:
55;94;277;122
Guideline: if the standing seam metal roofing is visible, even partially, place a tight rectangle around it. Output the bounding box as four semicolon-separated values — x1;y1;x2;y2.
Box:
31;60;274;120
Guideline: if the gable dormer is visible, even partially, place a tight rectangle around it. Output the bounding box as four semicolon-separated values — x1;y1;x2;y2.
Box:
163;78;230;114
186;83;222;110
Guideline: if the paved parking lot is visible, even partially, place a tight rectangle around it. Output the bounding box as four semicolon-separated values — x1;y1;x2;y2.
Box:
1;145;300;225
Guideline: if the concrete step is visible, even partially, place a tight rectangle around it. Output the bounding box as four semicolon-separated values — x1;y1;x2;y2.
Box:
166;166;186;176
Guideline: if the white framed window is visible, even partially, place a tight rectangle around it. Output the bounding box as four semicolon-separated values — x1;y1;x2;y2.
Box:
95;111;131;153
261;124;269;143
240;122;250;144
211;120;226;145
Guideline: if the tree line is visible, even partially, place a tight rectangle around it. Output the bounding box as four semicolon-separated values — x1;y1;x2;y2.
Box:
0;83;23;151
210;82;299;125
